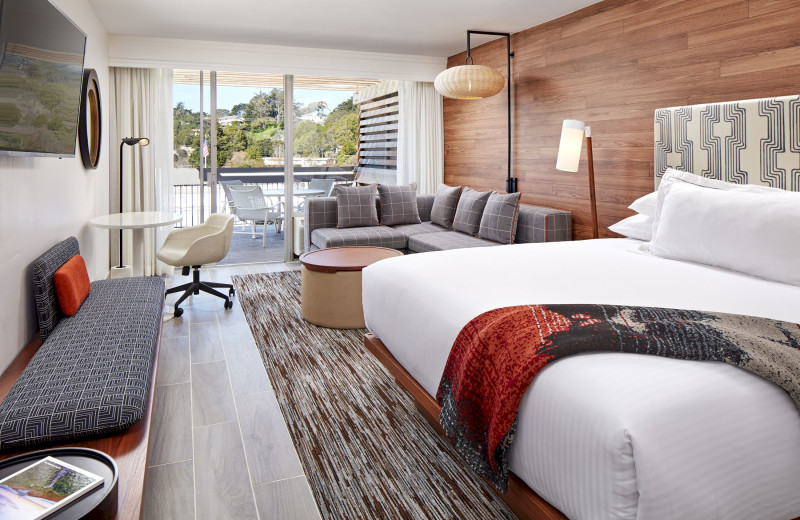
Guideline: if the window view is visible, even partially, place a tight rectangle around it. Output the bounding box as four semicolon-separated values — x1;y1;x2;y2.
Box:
170;71;380;264
173;80;359;170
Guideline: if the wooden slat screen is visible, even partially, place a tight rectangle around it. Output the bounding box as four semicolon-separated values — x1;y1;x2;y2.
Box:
356;91;399;185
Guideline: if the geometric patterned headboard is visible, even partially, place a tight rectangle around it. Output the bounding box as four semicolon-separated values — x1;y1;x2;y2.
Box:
654;95;800;191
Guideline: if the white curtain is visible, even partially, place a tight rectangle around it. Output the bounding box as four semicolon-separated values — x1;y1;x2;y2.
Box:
109;68;174;276
397;81;444;194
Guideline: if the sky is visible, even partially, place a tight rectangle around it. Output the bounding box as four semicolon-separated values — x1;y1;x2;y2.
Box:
173;84;354;114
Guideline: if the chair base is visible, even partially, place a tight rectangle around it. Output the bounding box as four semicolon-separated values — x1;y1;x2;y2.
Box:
166;266;235;318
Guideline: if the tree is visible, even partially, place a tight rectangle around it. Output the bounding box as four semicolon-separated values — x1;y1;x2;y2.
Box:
175;92;358;168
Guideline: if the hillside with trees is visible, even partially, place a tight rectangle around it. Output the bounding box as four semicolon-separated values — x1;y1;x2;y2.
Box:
173;89;358;169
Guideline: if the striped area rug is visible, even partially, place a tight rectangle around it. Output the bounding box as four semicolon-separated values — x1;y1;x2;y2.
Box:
232;271;517;520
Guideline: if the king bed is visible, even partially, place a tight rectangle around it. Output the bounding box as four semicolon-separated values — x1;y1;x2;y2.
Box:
361;95;800;520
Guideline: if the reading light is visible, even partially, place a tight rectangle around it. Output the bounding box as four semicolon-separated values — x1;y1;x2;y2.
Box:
122;137;149;146
117;137;150;268
556;120;598;239
435;30;517;193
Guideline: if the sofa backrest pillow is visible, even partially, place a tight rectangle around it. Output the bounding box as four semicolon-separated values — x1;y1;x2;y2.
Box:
53;255;91;316
377;183;421;226
335;184;379;228
32;236;80;339
430;184;462;229
453;188;492;236
478;192;522;244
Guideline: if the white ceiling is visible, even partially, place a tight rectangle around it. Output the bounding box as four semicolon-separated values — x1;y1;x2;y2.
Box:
88;0;601;57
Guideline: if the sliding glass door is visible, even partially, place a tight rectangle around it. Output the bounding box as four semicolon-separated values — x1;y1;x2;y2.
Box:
172;71;378;264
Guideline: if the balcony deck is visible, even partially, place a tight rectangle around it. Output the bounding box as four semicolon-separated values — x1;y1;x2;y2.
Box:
172;167;354;265
217;224;285;265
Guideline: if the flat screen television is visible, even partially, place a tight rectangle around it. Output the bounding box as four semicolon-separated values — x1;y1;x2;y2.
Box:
0;0;86;158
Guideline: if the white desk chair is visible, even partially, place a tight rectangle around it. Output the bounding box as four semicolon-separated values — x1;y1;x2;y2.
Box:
157;214;235;318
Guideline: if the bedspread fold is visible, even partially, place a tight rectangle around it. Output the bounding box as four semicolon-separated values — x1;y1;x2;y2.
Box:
436;304;800;492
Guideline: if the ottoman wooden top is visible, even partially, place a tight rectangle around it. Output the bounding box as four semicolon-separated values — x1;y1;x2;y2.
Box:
299;246;403;273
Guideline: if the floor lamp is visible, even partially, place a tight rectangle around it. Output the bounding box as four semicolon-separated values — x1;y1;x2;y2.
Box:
118;137;149;268
556;120;598;239
434;30;517;193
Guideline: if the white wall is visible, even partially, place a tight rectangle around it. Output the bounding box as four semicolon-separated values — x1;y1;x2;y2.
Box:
0;0;109;373
109;35;445;82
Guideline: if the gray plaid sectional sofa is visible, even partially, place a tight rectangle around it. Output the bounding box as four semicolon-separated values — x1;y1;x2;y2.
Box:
304;194;572;253
0;237;165;451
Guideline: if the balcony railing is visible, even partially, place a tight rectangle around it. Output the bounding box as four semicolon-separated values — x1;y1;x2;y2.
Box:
172;166;354;228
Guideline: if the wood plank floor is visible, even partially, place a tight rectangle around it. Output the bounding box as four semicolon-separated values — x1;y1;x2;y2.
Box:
142;262;321;520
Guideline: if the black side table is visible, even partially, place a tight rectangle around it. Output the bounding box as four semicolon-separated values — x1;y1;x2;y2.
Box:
0;447;118;519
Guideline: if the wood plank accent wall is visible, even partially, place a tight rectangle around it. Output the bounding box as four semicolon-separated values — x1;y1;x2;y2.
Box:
443;0;800;239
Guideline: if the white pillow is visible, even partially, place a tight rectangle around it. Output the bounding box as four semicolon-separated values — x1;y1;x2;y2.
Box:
629;192;657;217
649;181;800;285
649;168;788;244
609;214;653;241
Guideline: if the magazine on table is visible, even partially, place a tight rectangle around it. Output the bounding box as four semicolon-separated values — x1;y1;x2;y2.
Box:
0;456;104;520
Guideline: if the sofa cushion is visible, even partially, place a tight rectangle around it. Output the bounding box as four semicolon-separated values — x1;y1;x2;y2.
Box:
0;276;165;451
377;183;421;226
453;188;492;236
416;194;435;222
32;237;80;339
311;226;407;250
408;231;497;253
478;192;522;244
430;184;462;229
54;255;91;316
335;185;379;228
391;221;446;239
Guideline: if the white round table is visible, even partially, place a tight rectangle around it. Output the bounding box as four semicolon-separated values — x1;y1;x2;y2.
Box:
90;211;182;276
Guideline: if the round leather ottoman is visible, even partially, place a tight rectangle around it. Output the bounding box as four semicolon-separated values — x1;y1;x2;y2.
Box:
299;246;403;329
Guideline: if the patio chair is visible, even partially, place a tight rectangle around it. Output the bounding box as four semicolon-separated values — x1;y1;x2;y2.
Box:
228;185;284;247
310;178;337;197
298;178;337;211
219;179;246;230
219;180;243;213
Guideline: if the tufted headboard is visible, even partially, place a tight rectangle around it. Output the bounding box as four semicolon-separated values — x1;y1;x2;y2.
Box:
654;95;800;191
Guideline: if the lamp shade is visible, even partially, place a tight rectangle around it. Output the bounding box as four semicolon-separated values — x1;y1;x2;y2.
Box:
434;64;505;100
556;119;586;172
122;136;149;146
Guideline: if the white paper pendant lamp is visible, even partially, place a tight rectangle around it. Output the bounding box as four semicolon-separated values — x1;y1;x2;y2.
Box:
434;64;505;100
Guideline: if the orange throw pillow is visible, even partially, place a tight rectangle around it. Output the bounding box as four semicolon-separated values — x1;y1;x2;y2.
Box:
54;255;91;316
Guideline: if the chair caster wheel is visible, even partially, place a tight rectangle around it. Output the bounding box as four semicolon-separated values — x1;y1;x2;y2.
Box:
224;300;233;310
174;307;184;318
229;288;235;298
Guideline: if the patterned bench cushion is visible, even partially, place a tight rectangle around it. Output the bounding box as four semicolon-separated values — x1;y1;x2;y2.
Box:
311;226;408;250
408;231;498;253
391;221;447;239
0;276;165;451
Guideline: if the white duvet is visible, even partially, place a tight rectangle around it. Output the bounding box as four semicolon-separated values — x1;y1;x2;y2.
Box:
362;239;800;520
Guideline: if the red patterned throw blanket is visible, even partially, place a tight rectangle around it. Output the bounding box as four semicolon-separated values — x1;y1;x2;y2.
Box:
436;304;800;492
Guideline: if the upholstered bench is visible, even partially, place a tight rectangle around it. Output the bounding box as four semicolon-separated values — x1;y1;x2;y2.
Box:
0;237;165;451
